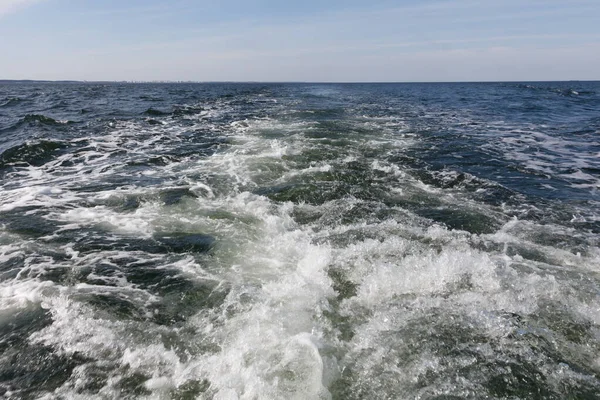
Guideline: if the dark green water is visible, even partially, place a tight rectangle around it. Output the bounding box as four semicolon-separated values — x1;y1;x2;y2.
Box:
1;81;599;399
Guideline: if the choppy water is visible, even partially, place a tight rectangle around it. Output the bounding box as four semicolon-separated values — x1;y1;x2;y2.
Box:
1;81;599;399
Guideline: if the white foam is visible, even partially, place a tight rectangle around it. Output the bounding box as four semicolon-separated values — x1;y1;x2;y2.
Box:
0;279;55;312
53;204;156;236
483;122;600;194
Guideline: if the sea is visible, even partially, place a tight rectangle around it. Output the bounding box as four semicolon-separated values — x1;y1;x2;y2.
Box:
0;81;599;399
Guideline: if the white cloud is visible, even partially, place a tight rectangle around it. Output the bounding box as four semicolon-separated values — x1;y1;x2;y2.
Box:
0;0;43;17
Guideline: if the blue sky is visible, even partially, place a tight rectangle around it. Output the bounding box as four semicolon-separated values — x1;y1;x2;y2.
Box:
1;0;599;81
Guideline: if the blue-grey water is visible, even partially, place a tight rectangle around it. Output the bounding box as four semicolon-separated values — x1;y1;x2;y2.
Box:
1;81;599;399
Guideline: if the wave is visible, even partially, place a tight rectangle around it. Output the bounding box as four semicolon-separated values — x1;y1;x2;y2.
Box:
0;114;74;134
0;140;69;168
142;108;170;117
139;95;163;102
0;97;25;108
172;105;203;116
23;114;73;125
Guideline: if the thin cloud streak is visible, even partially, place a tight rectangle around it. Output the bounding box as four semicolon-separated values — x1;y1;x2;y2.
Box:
83;32;600;60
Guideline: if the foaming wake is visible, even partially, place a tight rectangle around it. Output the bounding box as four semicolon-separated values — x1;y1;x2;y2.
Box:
1;82;599;399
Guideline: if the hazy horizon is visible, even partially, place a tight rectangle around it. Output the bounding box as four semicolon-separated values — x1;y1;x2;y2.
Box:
2;79;600;84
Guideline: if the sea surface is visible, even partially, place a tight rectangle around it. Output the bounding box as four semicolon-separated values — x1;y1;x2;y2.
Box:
1;81;599;399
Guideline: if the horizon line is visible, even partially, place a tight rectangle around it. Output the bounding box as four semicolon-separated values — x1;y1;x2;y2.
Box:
0;79;598;84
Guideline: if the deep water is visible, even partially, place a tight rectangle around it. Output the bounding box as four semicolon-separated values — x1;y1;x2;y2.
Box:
1;81;599;399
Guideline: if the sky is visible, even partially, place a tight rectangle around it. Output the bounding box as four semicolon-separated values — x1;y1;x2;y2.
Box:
0;0;599;82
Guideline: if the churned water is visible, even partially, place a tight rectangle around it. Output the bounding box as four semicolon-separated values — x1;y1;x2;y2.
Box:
0;81;599;399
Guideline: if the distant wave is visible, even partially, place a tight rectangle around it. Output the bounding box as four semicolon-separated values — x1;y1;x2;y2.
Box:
0;114;74;134
139;95;164;102
142;106;205;117
516;83;595;97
